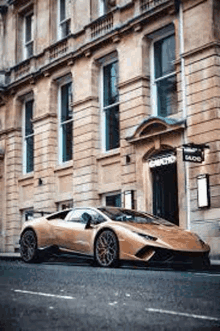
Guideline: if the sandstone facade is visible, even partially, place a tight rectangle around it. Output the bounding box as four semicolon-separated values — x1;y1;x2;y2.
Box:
0;0;219;259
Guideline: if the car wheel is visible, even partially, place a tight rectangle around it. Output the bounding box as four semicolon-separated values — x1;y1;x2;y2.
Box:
20;229;38;263
202;255;211;269
95;230;119;268
192;255;211;270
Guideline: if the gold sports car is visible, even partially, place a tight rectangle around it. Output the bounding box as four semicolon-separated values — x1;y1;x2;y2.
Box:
19;207;210;268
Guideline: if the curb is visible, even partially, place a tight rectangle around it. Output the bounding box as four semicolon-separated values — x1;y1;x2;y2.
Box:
0;253;21;260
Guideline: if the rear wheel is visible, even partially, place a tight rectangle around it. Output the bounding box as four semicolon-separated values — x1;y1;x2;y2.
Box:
20;229;38;263
95;230;119;268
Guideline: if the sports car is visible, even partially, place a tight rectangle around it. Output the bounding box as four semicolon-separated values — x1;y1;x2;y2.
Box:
19;207;210;268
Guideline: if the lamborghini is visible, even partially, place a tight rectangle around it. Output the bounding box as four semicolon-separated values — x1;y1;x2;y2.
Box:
19;207;210;268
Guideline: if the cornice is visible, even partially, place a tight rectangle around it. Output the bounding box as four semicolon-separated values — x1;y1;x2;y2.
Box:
32;113;57;124
180;41;220;60
118;75;150;89
72;96;99;108
0;127;21;136
126;117;186;144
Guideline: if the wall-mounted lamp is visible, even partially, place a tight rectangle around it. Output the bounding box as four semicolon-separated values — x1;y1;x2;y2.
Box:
38;178;43;186
126;155;131;164
197;174;210;208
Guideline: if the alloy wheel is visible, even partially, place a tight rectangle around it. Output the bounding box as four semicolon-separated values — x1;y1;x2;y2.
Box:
95;230;118;267
20;230;37;262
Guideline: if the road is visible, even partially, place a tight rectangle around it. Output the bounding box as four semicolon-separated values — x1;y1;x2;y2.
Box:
0;258;220;331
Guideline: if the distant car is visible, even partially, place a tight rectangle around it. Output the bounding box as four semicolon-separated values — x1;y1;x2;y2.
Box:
19;207;210;268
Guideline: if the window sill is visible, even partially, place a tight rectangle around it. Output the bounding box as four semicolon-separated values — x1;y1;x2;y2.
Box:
18;172;34;183
54;160;73;173
97;148;120;161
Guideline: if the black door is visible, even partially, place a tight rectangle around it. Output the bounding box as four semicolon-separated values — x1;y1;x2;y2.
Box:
152;163;179;225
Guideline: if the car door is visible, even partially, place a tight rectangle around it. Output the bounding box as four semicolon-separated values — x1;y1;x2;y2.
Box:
47;216;75;249
65;208;98;255
48;209;94;254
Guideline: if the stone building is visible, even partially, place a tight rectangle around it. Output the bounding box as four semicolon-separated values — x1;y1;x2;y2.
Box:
0;0;219;259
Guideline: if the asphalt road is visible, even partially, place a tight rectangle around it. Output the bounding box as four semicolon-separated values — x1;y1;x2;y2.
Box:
0;258;220;331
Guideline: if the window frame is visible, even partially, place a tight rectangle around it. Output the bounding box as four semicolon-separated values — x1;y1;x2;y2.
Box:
22;208;34;222
58;77;73;164
23;11;34;60
100;56;120;152
99;0;106;16
151;32;176;118
101;191;122;207
99;0;113;16
22;95;34;174
57;0;71;40
56;199;73;211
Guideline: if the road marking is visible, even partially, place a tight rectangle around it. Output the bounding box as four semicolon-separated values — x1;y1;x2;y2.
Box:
194;273;220;277
108;301;118;306
13;289;75;300
145;308;220;322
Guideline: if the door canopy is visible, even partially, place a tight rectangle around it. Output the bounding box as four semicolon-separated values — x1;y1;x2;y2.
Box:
126;116;186;143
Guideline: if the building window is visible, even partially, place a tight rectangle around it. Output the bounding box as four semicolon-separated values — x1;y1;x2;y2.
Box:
56;200;73;211
58;0;71;39
23;99;34;173
99;0;114;16
24;12;34;59
102;59;120;151
22;208;34;222
106;193;121;207
59;81;73;163
103;192;121;207
153;34;177;117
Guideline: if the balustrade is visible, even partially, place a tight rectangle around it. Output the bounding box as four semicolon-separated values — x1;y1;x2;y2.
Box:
90;13;114;40
140;0;169;12
49;39;68;60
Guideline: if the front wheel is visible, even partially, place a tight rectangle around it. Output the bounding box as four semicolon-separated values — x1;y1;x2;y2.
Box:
192;255;211;270
20;229;38;263
94;230;119;268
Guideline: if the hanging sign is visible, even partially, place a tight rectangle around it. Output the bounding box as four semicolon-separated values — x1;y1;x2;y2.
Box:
182;147;204;163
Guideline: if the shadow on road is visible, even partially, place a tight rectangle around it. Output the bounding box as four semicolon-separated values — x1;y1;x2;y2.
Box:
38;253;220;274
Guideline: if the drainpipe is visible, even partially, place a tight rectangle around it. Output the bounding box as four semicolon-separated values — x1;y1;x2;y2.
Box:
179;1;191;230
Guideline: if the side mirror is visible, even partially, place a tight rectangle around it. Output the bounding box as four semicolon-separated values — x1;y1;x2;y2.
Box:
82;212;92;229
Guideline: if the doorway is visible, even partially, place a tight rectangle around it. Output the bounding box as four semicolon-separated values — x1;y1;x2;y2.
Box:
152;162;179;225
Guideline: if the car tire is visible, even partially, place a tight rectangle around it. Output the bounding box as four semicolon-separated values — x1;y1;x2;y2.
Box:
94;229;119;268
192;255;211;270
202;255;211;269
20;229;38;263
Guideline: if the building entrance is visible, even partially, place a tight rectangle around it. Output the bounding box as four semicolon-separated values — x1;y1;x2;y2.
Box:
152;161;179;225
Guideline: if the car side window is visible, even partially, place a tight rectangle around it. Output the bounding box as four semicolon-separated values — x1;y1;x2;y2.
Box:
66;209;88;223
65;209;106;224
88;210;106;225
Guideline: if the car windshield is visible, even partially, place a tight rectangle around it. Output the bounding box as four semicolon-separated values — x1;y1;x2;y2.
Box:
98;207;175;226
